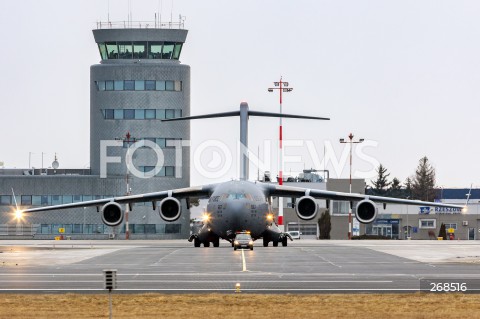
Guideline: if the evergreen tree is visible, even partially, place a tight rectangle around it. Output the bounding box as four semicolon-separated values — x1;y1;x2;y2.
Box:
412;156;437;201
318;210;331;239
404;177;413;199
371;164;391;196
438;223;447;240
388;177;402;197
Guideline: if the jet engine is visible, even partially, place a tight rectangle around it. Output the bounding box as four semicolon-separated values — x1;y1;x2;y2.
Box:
355;199;377;224
101;202;124;227
159;197;182;222
295;196;318;220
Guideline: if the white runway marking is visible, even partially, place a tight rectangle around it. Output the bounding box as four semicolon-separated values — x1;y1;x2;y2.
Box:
241;249;247;272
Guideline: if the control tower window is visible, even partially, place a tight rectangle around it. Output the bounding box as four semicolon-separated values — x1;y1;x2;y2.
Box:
145;109;156;119
124;109;135;120
163;42;175;59
145;80;156;91
133;42;147;59
114;109;123;119
124;80;135;91
156;80;166;91
118;42;133;59
149;42;162;59
106;42;118;59
165;80;175;91
173;43;182;60
135;80;145;91
114;80;124;91
135;109;145;120
98;43;108;60
156;110;165;119
165;109;175;119
104;109;114;119
174;81;182;91
105;81;114;91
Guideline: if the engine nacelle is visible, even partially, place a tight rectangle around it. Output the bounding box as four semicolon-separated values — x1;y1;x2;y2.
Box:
159;197;182;222
355;199;377;224
101;202;124;227
295;196;318;220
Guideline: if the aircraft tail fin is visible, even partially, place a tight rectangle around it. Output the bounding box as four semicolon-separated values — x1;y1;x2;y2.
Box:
162;102;329;180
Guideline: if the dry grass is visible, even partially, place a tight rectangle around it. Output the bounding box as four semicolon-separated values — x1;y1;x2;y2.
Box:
1;293;479;319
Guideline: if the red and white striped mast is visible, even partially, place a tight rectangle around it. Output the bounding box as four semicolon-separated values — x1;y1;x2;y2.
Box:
268;77;293;231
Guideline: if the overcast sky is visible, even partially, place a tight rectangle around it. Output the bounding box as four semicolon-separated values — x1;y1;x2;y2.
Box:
1;0;479;188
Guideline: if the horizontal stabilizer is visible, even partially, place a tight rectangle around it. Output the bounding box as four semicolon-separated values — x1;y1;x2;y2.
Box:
162;110;329;122
162;111;240;122
248;110;329;121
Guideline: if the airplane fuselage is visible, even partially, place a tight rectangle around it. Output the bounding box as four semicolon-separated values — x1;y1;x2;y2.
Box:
205;180;273;240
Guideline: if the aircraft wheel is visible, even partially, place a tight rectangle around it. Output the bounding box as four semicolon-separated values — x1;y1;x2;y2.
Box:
194;238;200;247
263;238;269;247
273;241;279;247
204;242;210;247
282;237;288;247
213;238;220;247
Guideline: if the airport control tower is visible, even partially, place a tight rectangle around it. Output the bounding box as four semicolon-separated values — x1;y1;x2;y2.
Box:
90;24;190;194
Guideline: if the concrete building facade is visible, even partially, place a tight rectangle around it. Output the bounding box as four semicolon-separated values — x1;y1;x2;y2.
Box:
0;25;192;240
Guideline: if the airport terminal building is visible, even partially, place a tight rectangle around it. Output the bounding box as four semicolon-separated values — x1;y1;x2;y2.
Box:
276;172;479;240
0;23;192;239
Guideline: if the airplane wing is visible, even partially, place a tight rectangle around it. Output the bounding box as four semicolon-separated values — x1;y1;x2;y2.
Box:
262;183;464;209
20;184;216;214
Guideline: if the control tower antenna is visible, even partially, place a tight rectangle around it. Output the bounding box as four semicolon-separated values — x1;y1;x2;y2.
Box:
157;0;163;28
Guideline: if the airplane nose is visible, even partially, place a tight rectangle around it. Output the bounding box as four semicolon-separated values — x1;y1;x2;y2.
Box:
227;201;248;225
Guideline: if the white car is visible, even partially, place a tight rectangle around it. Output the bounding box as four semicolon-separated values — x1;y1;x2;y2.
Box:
287;231;301;240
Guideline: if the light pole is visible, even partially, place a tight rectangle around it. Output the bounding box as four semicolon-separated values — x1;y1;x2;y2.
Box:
339;133;364;240
115;132;137;240
268;77;293;231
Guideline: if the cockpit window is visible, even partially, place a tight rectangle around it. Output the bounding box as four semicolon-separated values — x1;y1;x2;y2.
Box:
228;193;245;200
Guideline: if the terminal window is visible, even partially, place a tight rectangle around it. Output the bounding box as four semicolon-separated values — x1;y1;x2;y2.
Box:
419;219;436;229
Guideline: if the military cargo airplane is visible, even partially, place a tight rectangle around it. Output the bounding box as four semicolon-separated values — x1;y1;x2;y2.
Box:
15;102;463;247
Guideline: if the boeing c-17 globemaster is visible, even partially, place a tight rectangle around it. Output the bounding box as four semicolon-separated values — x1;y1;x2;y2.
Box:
14;102;463;247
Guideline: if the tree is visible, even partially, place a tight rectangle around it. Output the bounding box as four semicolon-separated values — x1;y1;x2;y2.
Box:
404;177;413;199
388;177;402;197
438;223;447;240
412;156;437;201
318;209;331;239
188;197;200;207
371;164;391;196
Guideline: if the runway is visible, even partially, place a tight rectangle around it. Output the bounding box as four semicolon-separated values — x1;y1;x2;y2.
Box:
0;240;479;293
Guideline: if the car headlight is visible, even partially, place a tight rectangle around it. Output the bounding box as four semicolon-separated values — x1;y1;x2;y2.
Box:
234;240;239;245
248;241;253;245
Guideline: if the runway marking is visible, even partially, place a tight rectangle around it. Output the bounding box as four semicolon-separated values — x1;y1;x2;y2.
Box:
0;280;394;283
0;288;423;292
241;249;247;272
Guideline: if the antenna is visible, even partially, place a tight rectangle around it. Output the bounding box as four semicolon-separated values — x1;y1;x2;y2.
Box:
52;153;59;170
162;102;329;181
170;0;174;27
